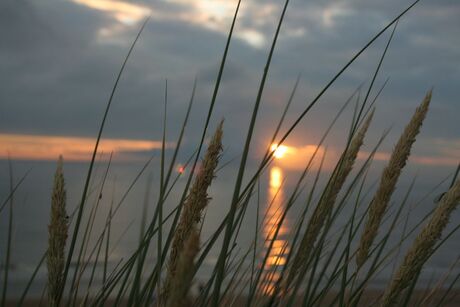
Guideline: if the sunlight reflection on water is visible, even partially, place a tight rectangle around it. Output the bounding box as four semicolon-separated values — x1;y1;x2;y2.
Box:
261;166;290;295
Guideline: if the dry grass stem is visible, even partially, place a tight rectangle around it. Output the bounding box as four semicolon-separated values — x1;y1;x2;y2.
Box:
46;156;68;307
162;120;223;301
356;91;432;267
165;228;200;307
381;178;460;307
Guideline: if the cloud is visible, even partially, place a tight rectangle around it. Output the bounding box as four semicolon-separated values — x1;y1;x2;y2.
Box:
0;133;170;161
72;0;151;25
70;0;151;43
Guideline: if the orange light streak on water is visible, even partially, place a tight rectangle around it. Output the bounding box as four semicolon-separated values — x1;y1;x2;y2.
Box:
261;166;290;295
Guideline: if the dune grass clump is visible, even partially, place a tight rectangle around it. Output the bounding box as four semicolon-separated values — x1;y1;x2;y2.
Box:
381;178;460;306
46;156;68;307
6;1;460;307
286;110;374;288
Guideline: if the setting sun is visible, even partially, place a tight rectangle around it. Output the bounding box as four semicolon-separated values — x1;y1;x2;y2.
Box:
270;143;288;159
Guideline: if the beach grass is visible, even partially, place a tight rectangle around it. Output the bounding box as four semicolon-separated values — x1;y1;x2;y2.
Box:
2;0;460;306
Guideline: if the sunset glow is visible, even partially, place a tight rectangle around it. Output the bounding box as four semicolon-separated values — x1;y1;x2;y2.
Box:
72;0;150;25
268;143;330;171
0;133;168;161
71;0;272;48
270;143;289;159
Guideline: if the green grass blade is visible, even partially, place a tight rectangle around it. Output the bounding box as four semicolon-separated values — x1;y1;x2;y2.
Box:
16;251;46;307
0;168;31;214
1;158;14;307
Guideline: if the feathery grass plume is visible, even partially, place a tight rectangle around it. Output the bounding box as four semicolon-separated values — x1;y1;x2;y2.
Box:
162;120;223;301
381;178;460;307
356;90;432;268
165;228;200;307
47;156;68;307
287;110;374;288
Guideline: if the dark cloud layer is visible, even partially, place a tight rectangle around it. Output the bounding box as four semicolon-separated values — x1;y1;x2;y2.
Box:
1;0;459;164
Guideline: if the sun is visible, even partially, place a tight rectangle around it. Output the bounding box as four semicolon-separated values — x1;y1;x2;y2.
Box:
270;143;288;159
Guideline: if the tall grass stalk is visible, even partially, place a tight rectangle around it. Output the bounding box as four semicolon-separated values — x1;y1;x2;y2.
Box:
381;178;460;306
127;0;240;297
69;153;113;306
286;110;374;289
347;174;455;306
166;229;200;307
162;121;223;302
259;86;367;306
47;156;68;307
287;130;390;307
357;90;432;268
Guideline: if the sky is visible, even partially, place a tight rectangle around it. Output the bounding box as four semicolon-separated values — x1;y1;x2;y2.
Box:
0;0;459;171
